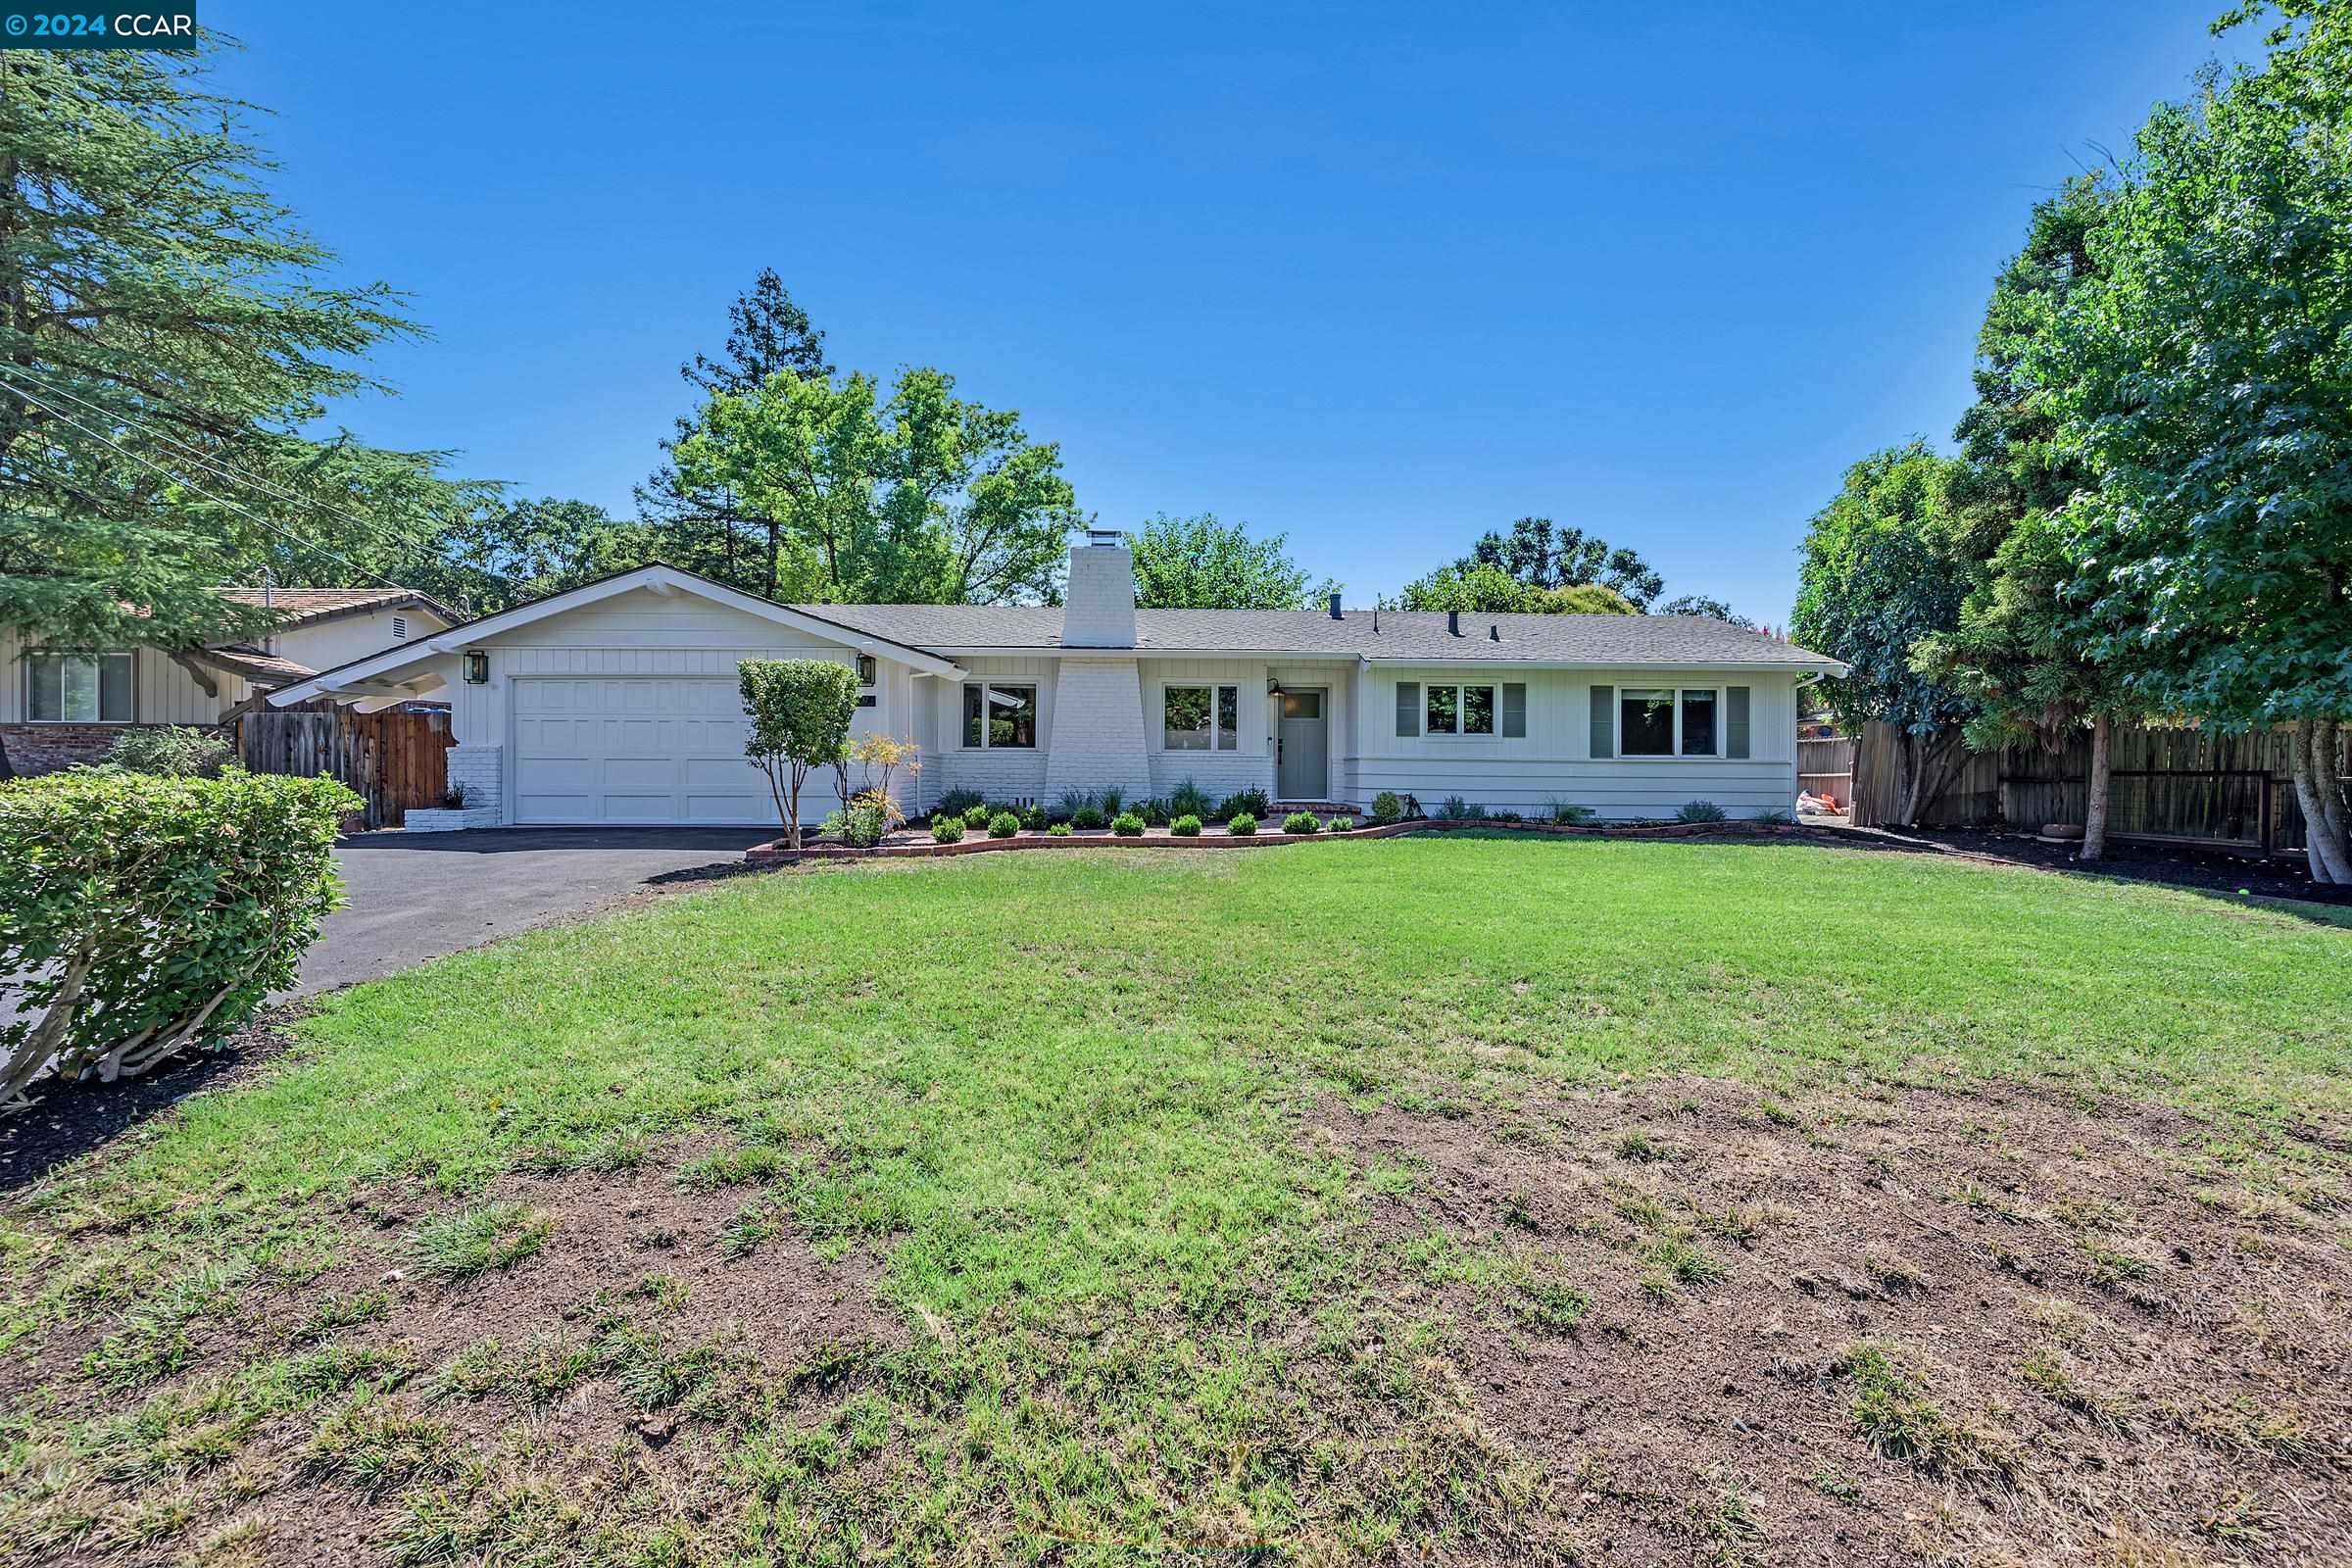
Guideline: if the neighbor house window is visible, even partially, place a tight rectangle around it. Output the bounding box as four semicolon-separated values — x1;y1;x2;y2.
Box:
26;651;134;723
1425;683;1497;736
1620;687;1720;757
963;682;1037;749
1163;683;1240;751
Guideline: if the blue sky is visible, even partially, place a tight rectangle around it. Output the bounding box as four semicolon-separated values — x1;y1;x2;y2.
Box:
211;1;2259;620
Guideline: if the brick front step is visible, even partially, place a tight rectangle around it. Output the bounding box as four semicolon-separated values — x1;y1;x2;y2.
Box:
744;817;1824;862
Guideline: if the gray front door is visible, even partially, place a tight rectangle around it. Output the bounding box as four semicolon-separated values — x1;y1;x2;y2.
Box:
1277;689;1328;801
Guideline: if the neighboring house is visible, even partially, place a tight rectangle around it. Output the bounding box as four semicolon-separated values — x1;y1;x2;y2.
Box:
262;534;1846;828
0;587;456;775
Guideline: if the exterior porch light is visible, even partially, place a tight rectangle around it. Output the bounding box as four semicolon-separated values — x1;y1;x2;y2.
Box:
462;650;489;685
1266;676;1284;698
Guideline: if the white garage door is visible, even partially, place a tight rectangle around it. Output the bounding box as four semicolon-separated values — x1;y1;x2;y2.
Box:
512;677;776;825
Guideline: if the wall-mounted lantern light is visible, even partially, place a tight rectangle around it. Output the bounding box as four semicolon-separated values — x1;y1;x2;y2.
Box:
1266;676;1285;699
463;650;489;685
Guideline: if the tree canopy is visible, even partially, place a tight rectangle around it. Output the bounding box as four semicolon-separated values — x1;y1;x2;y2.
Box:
1395;563;1634;615
1655;593;1754;628
673;366;1077;605
634;270;832;597
1128;513;1334;610
429;498;658;615
1452;517;1664;610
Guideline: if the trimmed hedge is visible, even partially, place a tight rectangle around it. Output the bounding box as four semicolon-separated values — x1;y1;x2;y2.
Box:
987;810;1021;839
1282;811;1321;835
1110;811;1146;837
1;768;360;1106
1227;812;1258;836
1170;813;1202;837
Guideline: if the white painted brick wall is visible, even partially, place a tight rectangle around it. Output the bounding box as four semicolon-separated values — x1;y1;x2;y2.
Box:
1043;659;1152;802
1061;543;1137;647
1147;752;1273;803
447;743;503;822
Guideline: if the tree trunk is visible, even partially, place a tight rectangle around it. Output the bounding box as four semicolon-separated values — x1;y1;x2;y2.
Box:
2081;714;2113;862
2290;720;2352;885
1896;728;1962;827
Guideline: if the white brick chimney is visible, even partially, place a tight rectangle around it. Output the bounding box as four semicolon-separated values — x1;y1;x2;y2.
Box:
1060;529;1136;648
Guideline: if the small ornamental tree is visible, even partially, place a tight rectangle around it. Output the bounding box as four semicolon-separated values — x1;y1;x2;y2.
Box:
739;659;860;848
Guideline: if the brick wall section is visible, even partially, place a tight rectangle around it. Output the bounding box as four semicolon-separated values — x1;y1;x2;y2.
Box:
0;723;150;776
1042;660;1152;803
446;743;503;820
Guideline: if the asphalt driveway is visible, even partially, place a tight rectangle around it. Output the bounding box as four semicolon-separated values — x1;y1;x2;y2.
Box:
302;826;776;995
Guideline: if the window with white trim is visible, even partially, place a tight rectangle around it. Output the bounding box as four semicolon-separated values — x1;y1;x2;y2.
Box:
1162;683;1240;751
1620;686;1720;757
1424;682;1497;736
962;682;1037;749
26;651;134;723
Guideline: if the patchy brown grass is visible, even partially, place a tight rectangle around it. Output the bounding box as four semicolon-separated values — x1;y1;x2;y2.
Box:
1313;1077;2352;1565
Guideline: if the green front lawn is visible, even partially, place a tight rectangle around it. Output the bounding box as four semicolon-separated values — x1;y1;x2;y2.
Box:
5;838;2349;1565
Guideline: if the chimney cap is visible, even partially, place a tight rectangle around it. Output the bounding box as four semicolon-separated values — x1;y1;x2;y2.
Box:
1083;526;1125;548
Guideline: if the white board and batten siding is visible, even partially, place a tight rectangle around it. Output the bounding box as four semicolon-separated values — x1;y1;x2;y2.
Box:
451;592;905;826
0;629;249;726
1348;666;1802;820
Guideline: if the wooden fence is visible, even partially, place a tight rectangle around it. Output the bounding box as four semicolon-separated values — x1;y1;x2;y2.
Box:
1796;736;1854;809
234;702;452;830
1849;719;2343;856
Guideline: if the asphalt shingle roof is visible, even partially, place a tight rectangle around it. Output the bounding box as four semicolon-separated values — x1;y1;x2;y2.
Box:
790;604;1840;668
218;587;457;625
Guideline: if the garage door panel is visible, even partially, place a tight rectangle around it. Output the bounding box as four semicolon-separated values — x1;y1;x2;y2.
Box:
511;676;779;825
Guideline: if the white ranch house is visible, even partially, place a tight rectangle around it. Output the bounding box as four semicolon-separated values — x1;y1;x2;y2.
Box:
264;534;1845;826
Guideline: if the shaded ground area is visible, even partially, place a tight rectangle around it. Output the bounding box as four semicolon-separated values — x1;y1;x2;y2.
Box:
1846;822;2352;907
307;826;776;994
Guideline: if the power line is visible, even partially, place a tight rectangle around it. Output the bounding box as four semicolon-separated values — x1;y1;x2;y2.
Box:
0;361;515;588
2;379;420;594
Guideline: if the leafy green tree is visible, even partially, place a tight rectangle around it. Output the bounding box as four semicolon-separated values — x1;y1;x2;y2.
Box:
635;270;833;597
1394;562;1635;615
738;658;860;849
2026;17;2352;880
0;45;471;776
1454;517;1665;610
1917;176;2138;858
1655;594;1755;628
432;498;660;614
1792;444;1977;825
674;367;1076;605
1128;513;1334;610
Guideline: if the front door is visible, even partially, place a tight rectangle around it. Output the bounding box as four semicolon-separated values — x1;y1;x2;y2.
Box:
1277;688;1328;801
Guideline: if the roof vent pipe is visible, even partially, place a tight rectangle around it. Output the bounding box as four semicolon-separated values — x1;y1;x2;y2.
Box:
1327;591;1343;620
1490;623;1500;641
1447;610;1460;637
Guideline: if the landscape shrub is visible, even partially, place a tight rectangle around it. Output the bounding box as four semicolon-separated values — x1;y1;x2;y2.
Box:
1097;785;1125;817
738;659;859;851
934;787;986;818
1435;796;1486;821
931;815;965;844
1071;806;1106;830
1055;788;1094;820
99;725;233;777
1110;811;1147;837
0;768;360;1106
1283;811;1321;834
1168;778;1213;818
1170;813;1202;837
1546;800;1595;826
1494;809;1524;823
1137;798;1170;826
963;804;995;830
819;799;890;848
1215;788;1271;819
1328;815;1354;831
1751;808;1794;826
1227;811;1258;836
1369;791;1403;825
986;810;1021;839
1047;822;1073;837
1677;800;1728;823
